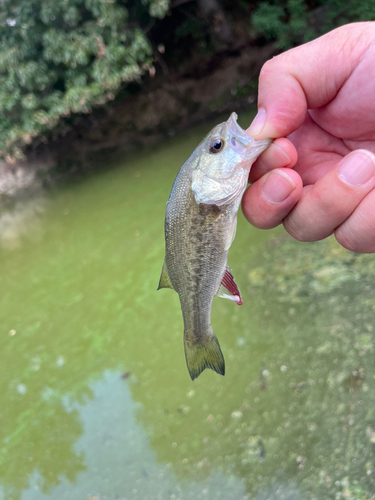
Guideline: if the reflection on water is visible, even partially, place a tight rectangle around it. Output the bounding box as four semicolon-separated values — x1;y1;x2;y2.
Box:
0;111;375;499
20;371;250;500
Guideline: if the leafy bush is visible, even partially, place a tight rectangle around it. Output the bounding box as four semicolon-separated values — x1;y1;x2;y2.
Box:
252;0;375;49
0;0;170;159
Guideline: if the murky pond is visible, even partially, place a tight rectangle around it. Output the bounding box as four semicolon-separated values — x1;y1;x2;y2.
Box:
1;111;375;500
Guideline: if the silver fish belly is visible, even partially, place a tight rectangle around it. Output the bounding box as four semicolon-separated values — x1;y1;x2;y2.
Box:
159;113;271;380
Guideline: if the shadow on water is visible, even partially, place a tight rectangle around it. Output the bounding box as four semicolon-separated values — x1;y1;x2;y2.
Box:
0;111;375;499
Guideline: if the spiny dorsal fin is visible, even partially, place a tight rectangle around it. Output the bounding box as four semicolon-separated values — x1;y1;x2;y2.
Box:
216;266;243;305
157;260;175;291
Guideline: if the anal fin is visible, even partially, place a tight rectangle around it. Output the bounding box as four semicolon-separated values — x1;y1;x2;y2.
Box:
216;266;243;305
157;260;175;291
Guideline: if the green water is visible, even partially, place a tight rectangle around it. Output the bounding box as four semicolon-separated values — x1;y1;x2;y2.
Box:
1;111;375;500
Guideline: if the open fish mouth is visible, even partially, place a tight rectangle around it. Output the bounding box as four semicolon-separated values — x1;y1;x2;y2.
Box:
227;112;272;156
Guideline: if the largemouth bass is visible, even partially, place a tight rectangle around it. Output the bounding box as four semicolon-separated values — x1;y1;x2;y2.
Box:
159;113;271;380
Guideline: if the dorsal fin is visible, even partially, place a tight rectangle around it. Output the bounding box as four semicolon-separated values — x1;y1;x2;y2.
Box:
216;266;243;305
157;260;175;290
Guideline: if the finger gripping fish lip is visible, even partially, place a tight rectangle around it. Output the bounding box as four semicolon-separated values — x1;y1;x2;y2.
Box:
227;112;272;157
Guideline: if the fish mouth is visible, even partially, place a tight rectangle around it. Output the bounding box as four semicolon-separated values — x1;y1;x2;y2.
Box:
227;112;272;157
227;112;251;146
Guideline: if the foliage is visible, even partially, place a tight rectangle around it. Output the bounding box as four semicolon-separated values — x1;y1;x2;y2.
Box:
252;0;375;49
0;0;170;159
252;0;314;49
0;0;374;160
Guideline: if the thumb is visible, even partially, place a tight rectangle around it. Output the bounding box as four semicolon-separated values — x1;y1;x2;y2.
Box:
247;22;374;140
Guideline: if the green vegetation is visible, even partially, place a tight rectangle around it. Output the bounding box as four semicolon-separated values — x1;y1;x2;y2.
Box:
0;0;374;160
252;0;375;49
0;0;168;159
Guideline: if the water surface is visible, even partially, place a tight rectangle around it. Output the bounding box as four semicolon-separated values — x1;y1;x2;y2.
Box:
1;111;375;500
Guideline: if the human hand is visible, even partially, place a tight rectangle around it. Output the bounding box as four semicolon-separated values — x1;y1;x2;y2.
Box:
243;22;375;253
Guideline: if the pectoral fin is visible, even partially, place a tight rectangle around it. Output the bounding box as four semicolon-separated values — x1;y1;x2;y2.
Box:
157;260;175;291
216;266;243;305
225;215;237;251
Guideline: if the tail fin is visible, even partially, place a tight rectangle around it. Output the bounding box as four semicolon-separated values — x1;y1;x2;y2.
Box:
184;330;225;381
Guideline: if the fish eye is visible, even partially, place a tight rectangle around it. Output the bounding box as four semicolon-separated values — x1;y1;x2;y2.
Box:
209;138;225;154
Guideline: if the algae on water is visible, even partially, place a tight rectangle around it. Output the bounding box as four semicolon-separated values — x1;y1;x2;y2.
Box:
1;125;375;499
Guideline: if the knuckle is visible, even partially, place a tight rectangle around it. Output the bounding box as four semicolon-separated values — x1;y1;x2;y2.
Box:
259;60;274;81
283;217;313;242
334;228;366;253
259;54;286;79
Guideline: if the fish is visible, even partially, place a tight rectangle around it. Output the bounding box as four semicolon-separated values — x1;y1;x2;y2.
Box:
158;112;271;380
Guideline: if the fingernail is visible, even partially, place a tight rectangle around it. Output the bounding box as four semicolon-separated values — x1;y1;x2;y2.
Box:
262;143;292;167
262;170;296;204
339;150;375;186
272;143;292;166
248;108;266;137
